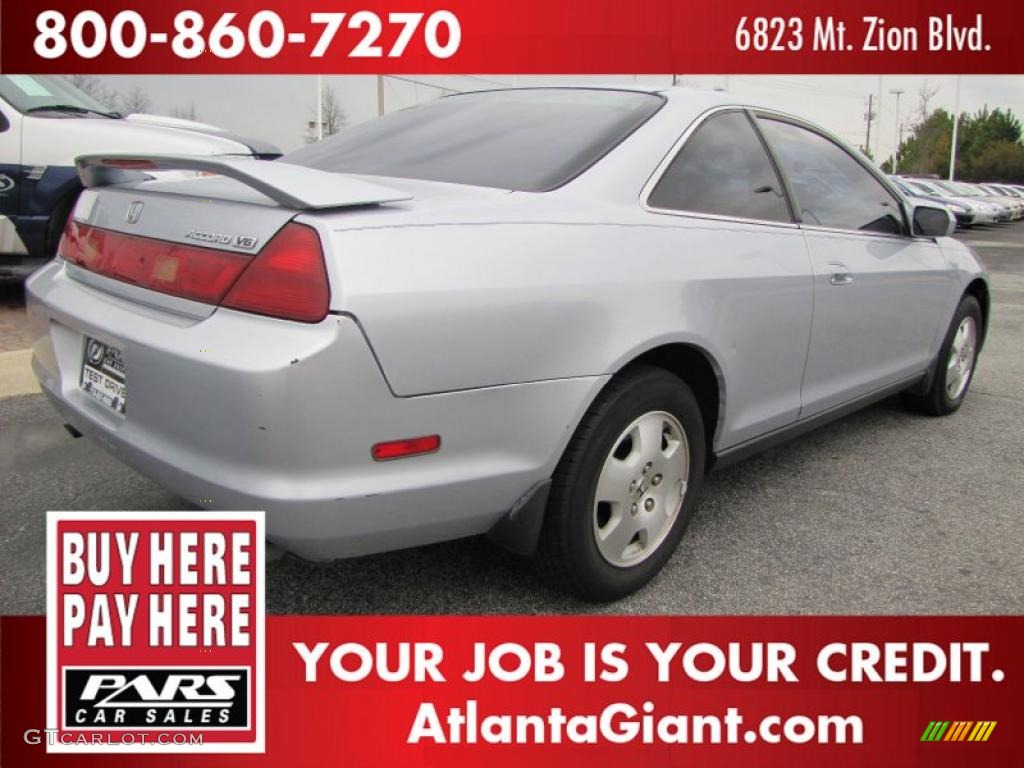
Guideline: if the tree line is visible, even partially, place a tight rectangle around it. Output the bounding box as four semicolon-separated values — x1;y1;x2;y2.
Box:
67;75;198;121
882;106;1024;183
66;75;349;143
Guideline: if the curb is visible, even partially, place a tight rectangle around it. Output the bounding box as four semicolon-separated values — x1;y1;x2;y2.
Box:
0;348;40;398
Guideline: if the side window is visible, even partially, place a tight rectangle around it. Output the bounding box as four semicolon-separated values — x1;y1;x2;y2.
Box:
757;118;904;235
648;111;791;223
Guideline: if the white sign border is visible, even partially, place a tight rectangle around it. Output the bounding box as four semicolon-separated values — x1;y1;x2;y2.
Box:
46;510;266;754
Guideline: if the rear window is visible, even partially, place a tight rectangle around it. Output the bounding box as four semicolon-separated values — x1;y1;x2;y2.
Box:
281;89;665;192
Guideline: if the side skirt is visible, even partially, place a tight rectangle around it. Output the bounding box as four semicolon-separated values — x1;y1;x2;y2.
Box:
710;372;927;471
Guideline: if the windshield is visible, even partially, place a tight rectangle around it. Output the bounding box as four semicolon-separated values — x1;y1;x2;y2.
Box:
282;88;665;192
936;181;971;196
0;75;113;114
906;180;936;196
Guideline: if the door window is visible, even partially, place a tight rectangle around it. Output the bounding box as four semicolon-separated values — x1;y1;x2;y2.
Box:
648;111;791;223
758;118;904;235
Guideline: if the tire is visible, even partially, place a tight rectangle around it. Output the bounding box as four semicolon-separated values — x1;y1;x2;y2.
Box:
45;191;79;258
902;295;982;416
534;365;706;601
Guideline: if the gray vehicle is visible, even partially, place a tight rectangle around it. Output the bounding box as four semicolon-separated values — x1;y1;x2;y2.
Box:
977;183;1024;218
899;178;1001;225
26;87;989;600
965;182;1023;220
889;177;974;227
935;180;1015;222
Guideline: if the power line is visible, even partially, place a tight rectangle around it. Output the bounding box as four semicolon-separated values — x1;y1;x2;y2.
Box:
456;74;514;88
385;75;462;93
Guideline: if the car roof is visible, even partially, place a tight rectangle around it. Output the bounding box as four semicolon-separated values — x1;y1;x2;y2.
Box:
447;85;778;125
449;84;759;105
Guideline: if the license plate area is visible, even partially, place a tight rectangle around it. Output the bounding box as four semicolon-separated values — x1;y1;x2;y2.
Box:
80;337;127;414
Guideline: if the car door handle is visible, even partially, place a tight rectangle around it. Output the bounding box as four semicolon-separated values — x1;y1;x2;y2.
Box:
827;262;853;286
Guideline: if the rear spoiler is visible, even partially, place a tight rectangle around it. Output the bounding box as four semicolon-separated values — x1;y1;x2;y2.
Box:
75;154;412;211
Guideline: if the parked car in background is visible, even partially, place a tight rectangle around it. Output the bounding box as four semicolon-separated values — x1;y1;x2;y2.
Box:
931;180;1014;222
889;177;974;227
895;177;999;225
26;87;989;600
980;183;1024;208
966;182;1024;220
0;74;280;279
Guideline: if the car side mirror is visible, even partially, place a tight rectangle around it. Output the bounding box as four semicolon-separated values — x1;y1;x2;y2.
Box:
911;203;955;238
0;111;9;133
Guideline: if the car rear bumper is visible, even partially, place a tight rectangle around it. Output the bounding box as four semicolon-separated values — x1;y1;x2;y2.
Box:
26;261;604;559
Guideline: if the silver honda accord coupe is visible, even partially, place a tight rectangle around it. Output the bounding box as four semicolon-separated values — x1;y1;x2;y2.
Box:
26;87;988;600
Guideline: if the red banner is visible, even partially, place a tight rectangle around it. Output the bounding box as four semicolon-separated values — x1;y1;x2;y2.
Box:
1;0;1021;75
3;615;1021;766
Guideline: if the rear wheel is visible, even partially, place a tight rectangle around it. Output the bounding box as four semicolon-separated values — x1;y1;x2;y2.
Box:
534;366;705;601
902;295;982;416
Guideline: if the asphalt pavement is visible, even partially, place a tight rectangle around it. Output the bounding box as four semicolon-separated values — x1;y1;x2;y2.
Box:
2;225;1022;615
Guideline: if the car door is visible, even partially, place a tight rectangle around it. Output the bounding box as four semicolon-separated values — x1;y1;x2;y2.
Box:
643;109;814;447
755;115;950;417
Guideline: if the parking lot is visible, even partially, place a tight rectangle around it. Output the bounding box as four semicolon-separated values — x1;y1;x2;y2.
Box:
2;225;1022;615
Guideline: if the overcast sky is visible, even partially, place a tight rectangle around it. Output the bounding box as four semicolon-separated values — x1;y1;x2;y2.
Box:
95;74;1024;161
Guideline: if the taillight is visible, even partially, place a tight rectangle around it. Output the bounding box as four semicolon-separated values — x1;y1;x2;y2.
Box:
60;220;330;324
60;219;250;305
221;223;330;323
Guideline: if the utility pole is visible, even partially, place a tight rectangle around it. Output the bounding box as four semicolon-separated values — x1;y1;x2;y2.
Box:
864;94;875;157
890;88;904;173
949;75;962;181
874;76;883;162
377;74;385;116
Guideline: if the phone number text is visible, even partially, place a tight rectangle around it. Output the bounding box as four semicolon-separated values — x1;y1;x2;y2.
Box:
34;9;461;60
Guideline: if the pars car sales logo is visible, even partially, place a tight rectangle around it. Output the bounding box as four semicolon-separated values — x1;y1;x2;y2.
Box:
46;511;265;753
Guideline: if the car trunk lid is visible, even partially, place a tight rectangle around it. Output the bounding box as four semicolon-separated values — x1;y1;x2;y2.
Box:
61;154;412;320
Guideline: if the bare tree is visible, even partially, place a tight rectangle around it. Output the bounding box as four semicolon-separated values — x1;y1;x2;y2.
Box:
915;80;941;123
64;75;117;109
304;83;348;142
169;104;199;121
118;87;152;115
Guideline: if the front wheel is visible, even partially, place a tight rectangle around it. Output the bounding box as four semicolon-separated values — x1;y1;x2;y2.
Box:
534;366;706;601
903;295;982;416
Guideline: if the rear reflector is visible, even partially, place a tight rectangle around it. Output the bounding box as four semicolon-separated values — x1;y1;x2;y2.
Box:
371;435;441;461
60;220;330;323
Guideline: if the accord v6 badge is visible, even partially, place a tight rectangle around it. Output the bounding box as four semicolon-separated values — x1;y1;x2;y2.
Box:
185;230;258;249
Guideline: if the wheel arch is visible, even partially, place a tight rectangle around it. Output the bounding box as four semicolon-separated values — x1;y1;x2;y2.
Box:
488;340;726;556
618;342;725;465
964;277;990;350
